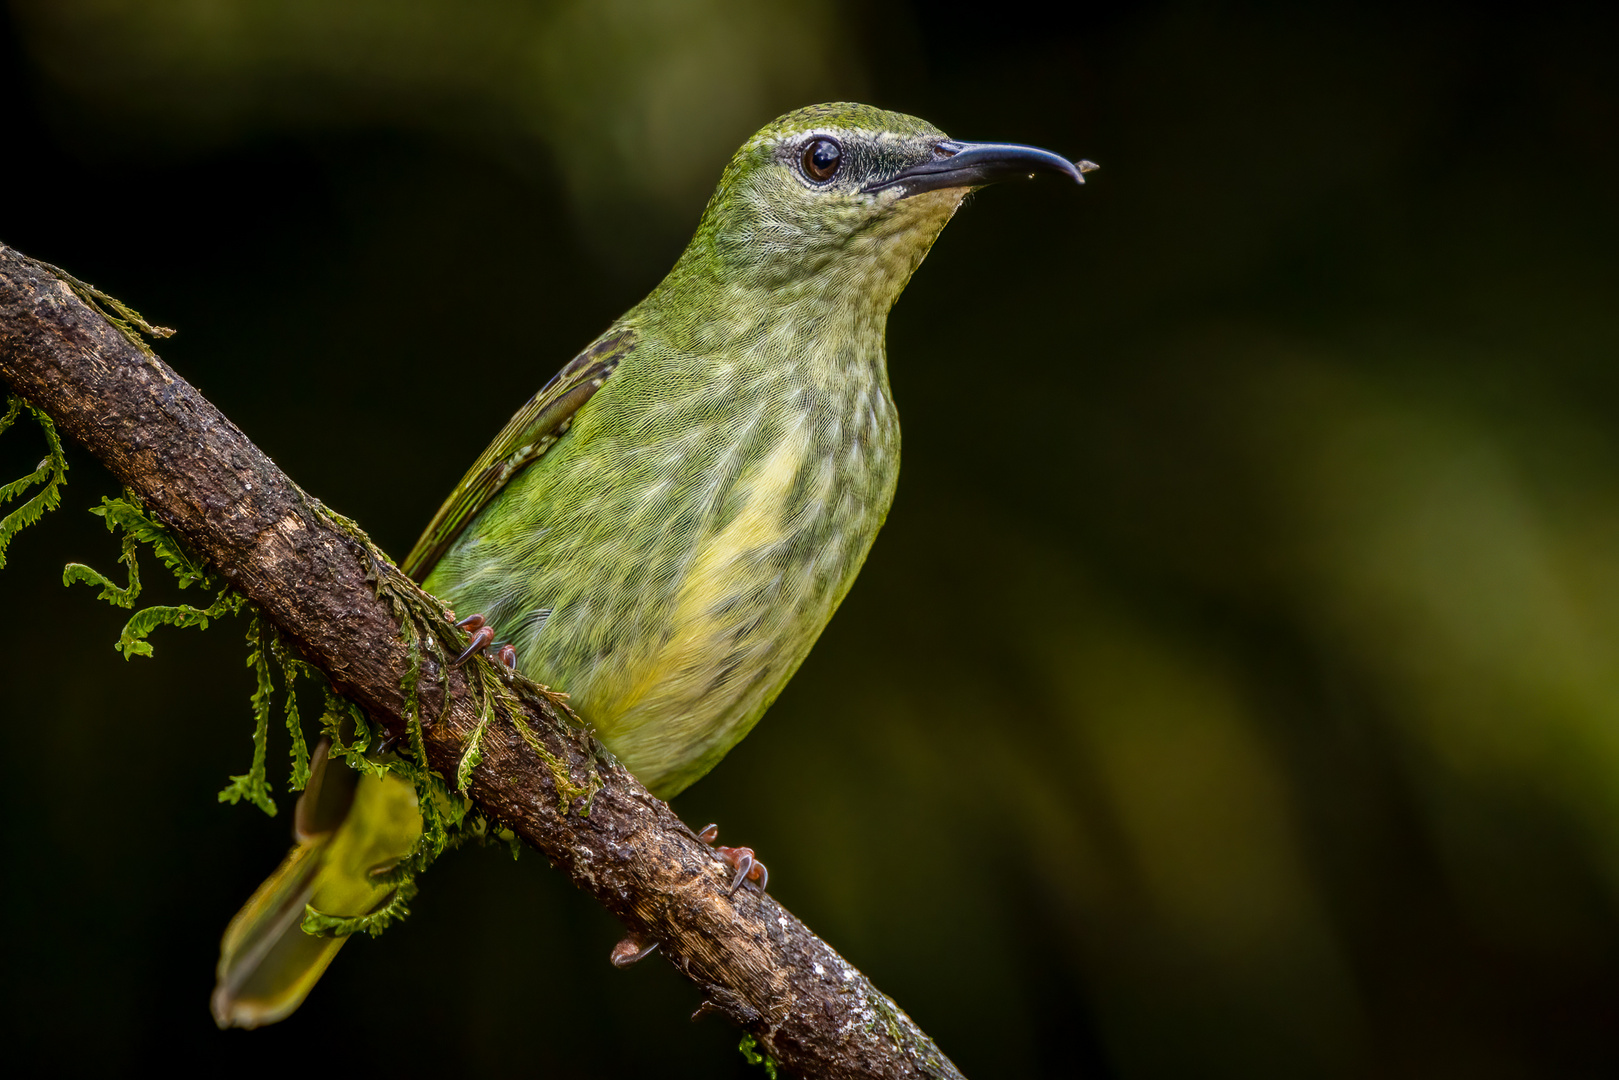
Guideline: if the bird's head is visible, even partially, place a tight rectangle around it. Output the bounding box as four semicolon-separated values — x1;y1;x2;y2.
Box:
657;102;1093;320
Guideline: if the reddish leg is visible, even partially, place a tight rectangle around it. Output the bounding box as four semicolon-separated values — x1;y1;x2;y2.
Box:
698;823;769;895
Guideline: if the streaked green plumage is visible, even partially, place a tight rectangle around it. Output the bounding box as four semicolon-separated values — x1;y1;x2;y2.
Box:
411;103;967;796
215;102;1091;1027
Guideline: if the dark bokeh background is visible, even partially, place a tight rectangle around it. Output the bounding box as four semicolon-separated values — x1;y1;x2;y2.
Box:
4;2;1618;1076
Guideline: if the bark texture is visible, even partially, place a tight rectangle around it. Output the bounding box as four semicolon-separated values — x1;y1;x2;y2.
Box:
0;243;963;1080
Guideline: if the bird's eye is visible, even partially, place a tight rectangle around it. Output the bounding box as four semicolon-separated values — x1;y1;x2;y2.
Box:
800;137;842;183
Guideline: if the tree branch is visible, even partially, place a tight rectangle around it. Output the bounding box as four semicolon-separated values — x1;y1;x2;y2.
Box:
0;243;962;1080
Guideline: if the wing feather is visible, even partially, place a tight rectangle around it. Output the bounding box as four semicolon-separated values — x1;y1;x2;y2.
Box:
401;328;635;580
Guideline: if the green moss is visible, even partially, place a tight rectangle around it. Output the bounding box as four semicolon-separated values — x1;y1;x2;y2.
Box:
0;395;68;569
62;494;245;658
302;878;419;939
217;615;279;815
268;630;313;791
7;374;578;940
738;1034;780;1079
455;661;498;795
868;991;905;1046
0;267;522;943
40;262;175;361
318;685;388;780
509;706;601;816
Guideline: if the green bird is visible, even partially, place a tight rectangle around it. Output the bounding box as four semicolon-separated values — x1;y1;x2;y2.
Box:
212;102;1093;1028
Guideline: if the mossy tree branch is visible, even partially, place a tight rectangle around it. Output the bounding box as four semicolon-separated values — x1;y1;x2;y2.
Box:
0;243;962;1080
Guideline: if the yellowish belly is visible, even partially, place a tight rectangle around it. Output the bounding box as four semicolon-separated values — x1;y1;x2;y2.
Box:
589;433;816;787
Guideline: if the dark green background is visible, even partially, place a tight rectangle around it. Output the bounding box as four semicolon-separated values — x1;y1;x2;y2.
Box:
3;2;1617;1076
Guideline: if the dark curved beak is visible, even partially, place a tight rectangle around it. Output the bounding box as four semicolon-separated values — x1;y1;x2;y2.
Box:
863;140;1097;198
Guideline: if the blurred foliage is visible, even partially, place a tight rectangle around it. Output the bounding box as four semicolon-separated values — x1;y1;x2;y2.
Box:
3;1;1618;1077
11;0;862;267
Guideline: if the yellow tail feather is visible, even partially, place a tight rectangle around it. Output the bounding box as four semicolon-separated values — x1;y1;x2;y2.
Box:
212;743;420;1029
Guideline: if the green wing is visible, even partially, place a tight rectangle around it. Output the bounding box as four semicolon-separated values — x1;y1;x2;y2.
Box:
401;327;635;581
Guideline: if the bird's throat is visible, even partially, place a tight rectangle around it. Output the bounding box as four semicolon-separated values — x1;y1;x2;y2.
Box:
643;186;966;363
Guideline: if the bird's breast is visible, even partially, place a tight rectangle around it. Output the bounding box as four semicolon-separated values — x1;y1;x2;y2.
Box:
427;347;901;797
584;387;901;792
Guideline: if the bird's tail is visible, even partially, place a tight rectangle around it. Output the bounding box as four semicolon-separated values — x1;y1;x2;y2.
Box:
212;740;421;1029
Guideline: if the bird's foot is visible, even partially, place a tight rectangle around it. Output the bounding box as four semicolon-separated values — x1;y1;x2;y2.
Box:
698;823;769;895
450;614;517;669
609;930;660;968
611;825;768;967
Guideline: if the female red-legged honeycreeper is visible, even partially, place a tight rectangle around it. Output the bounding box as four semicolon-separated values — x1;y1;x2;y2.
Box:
212;102;1093;1028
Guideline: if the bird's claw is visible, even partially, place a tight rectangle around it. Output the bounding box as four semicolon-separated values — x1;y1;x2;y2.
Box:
450;614;517;670
698;823;768;895
609;931;659;967
723;848;767;895
451;625;495;667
